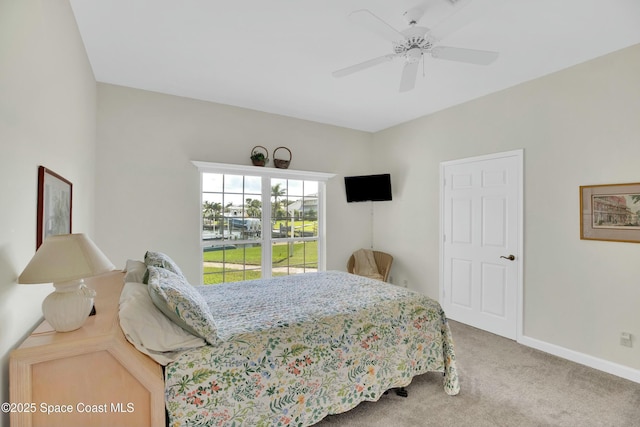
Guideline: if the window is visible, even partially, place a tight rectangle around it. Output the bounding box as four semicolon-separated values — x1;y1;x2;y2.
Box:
270;178;319;276
193;161;334;285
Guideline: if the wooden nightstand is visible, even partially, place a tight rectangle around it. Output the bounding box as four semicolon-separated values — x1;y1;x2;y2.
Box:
10;271;165;427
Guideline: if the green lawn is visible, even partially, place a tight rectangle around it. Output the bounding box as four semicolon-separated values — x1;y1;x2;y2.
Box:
203;241;317;266
203;241;318;285
204;244;263;264
203;266;294;284
273;219;318;234
203;268;263;284
272;242;318;266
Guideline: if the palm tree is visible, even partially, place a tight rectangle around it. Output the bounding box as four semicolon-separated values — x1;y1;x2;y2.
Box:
202;201;216;228
203;201;223;232
245;198;262;217
212;202;223;226
271;183;286;219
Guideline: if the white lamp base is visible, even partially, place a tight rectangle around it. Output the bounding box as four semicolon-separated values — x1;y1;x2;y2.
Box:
42;279;97;332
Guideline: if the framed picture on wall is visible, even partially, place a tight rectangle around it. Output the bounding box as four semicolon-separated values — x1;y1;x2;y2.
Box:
580;182;640;243
37;166;72;249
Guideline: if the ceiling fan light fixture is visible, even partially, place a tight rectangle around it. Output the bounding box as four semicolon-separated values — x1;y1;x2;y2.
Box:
394;27;431;55
404;47;423;63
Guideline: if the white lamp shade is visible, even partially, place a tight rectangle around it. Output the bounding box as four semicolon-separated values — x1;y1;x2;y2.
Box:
18;234;115;332
19;233;115;285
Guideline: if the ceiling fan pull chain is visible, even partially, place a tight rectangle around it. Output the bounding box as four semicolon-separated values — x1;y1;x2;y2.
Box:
422;54;426;77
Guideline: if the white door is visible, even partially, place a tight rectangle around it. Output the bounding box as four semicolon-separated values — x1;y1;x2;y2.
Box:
441;150;522;340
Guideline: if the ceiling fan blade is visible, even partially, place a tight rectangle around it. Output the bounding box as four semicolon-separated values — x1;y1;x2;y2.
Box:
332;54;398;78
430;46;498;65
399;61;420;92
429;0;502;42
349;9;405;43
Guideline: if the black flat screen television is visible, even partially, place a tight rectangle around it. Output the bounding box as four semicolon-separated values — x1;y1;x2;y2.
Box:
344;174;392;202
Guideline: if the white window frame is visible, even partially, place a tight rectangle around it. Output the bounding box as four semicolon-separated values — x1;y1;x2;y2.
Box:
192;161;335;284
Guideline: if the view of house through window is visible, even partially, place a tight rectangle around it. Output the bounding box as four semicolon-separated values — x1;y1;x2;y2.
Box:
202;172;321;285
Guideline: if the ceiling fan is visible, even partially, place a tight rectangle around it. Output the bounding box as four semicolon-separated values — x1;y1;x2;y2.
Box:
333;1;499;92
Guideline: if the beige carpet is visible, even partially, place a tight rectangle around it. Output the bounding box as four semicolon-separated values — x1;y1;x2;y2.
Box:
316;321;640;427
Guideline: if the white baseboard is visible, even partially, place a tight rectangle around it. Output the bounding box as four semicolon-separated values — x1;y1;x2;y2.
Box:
518;335;640;384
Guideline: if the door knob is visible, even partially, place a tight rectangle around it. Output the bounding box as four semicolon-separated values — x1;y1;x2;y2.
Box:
500;255;515;261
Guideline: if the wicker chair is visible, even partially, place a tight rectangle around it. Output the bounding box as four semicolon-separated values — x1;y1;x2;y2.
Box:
346;250;394;282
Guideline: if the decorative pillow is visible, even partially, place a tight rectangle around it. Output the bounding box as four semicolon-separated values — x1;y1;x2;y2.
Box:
146;266;218;345
119;282;206;365
143;251;185;283
123;259;147;284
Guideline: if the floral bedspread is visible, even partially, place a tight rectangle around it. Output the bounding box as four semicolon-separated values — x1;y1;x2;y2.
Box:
165;271;459;427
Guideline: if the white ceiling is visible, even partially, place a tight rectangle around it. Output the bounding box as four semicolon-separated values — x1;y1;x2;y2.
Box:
69;0;640;132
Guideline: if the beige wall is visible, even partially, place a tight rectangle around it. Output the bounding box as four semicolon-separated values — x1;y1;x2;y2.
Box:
95;84;374;283
372;44;640;371
0;0;97;424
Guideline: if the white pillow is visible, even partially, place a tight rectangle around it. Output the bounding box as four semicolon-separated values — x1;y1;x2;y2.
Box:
146;266;219;346
123;259;147;284
119;282;206;365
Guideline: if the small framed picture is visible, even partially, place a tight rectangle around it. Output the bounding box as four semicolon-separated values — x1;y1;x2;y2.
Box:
580;182;640;243
37;166;73;249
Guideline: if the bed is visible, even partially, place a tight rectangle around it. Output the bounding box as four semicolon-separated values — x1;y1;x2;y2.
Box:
119;253;460;427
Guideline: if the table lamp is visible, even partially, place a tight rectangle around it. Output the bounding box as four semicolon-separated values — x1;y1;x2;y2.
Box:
18;233;115;332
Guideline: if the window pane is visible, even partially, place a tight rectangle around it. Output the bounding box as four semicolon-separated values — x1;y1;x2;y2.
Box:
203;243;262;284
272;240;318;276
302;196;318;236
224;193;244;214
203;173;223;192
226;216;262;241
271;178;287;190
223;174;244;193
272;241;291;269
244;196;262;218
298;219;318;238
202;193;224;240
304;180;318;196
287;179;303;197
304;240;318;270
271;181;287;220
244;176;261;195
